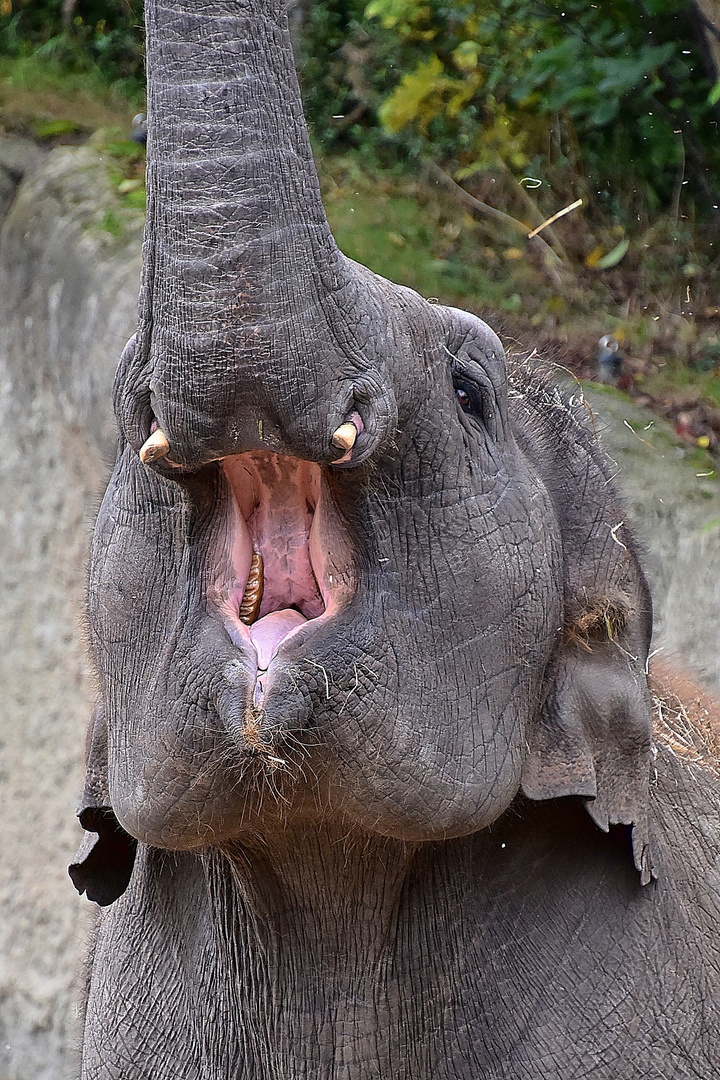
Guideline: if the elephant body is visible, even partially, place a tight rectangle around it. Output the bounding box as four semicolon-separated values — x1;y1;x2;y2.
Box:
82;737;720;1079
71;1;720;1075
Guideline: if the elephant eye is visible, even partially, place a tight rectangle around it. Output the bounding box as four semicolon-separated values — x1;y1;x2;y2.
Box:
453;377;487;422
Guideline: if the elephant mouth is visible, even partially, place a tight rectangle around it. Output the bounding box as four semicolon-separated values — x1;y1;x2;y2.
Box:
209;451;347;684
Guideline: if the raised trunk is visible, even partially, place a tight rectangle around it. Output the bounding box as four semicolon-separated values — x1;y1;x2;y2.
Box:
125;0;389;466
142;0;337;309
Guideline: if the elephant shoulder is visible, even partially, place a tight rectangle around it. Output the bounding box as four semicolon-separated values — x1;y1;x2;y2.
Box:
649;661;720;768
455;722;720;1078
648;663;720;886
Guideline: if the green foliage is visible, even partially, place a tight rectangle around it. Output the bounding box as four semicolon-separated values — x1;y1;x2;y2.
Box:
3;0;718;252
32;117;80;137
121;184;146;208
320;155;546;311
102;136;144;160
6;0;716;225
301;0;720;221
296;0;366;135
0;0;144;95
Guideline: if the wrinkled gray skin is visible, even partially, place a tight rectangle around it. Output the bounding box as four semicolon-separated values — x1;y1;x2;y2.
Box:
71;1;720;1077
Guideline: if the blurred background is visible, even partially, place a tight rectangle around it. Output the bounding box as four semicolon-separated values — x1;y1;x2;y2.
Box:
2;0;720;415
0;2;719;1077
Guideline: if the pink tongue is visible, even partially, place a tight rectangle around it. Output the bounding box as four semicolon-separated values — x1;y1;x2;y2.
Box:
249;609;307;669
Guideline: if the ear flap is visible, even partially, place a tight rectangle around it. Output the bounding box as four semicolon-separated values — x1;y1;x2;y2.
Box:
521;633;655;884
510;367;655;884
69;704;137;906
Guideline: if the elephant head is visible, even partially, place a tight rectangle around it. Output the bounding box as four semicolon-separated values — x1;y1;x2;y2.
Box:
70;0;655;906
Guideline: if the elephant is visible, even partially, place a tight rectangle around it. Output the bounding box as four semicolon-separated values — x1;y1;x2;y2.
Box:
69;0;720;1076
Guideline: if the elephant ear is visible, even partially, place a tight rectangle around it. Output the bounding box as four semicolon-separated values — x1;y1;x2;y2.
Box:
68;703;137;906
521;604;655;884
511;366;655;884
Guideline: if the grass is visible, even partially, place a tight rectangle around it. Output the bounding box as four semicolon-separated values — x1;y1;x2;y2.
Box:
319;155;720;436
639;364;720;409
320;157;716;322
0;51;141;138
320;155;554;320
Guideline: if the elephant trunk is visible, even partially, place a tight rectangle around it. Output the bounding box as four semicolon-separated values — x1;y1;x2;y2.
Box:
124;0;379;463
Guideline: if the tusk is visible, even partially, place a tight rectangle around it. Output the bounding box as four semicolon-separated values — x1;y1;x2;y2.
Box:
331;422;357;452
139;429;170;464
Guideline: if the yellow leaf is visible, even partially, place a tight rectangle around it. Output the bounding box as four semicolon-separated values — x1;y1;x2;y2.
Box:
585;245;604;268
446;74;482;118
697;435;710;448
378;55;446;134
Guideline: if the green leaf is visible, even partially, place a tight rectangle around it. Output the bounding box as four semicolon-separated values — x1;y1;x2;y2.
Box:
709;79;720;106
364;0;424;31
99;210;124;239
103;140;144;159
453;40;480;71
33;118;79;138
594;238;630;269
589;96;620;127
595;44;674;97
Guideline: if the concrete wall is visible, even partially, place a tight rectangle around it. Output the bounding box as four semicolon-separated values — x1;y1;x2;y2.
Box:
0;141;717;1079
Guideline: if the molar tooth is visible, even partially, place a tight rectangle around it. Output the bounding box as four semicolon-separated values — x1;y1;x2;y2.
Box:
239;550;264;625
139;429;170;464
331;421;357;452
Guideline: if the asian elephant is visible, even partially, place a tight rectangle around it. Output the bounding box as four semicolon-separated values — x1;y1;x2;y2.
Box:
70;0;720;1076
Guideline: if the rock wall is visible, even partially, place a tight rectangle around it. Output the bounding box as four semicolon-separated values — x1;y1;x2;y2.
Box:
0;142;141;1080
584;385;720;689
0;141;717;1080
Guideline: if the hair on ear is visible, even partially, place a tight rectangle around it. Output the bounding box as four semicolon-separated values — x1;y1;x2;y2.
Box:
563;589;630;650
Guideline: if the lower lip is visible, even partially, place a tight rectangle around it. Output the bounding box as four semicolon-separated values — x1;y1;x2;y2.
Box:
221;602;340;709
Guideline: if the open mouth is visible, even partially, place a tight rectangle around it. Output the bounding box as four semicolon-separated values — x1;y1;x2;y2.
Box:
210;451;345;681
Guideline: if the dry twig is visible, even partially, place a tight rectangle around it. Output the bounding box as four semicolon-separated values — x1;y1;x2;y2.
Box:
424;160;565;286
